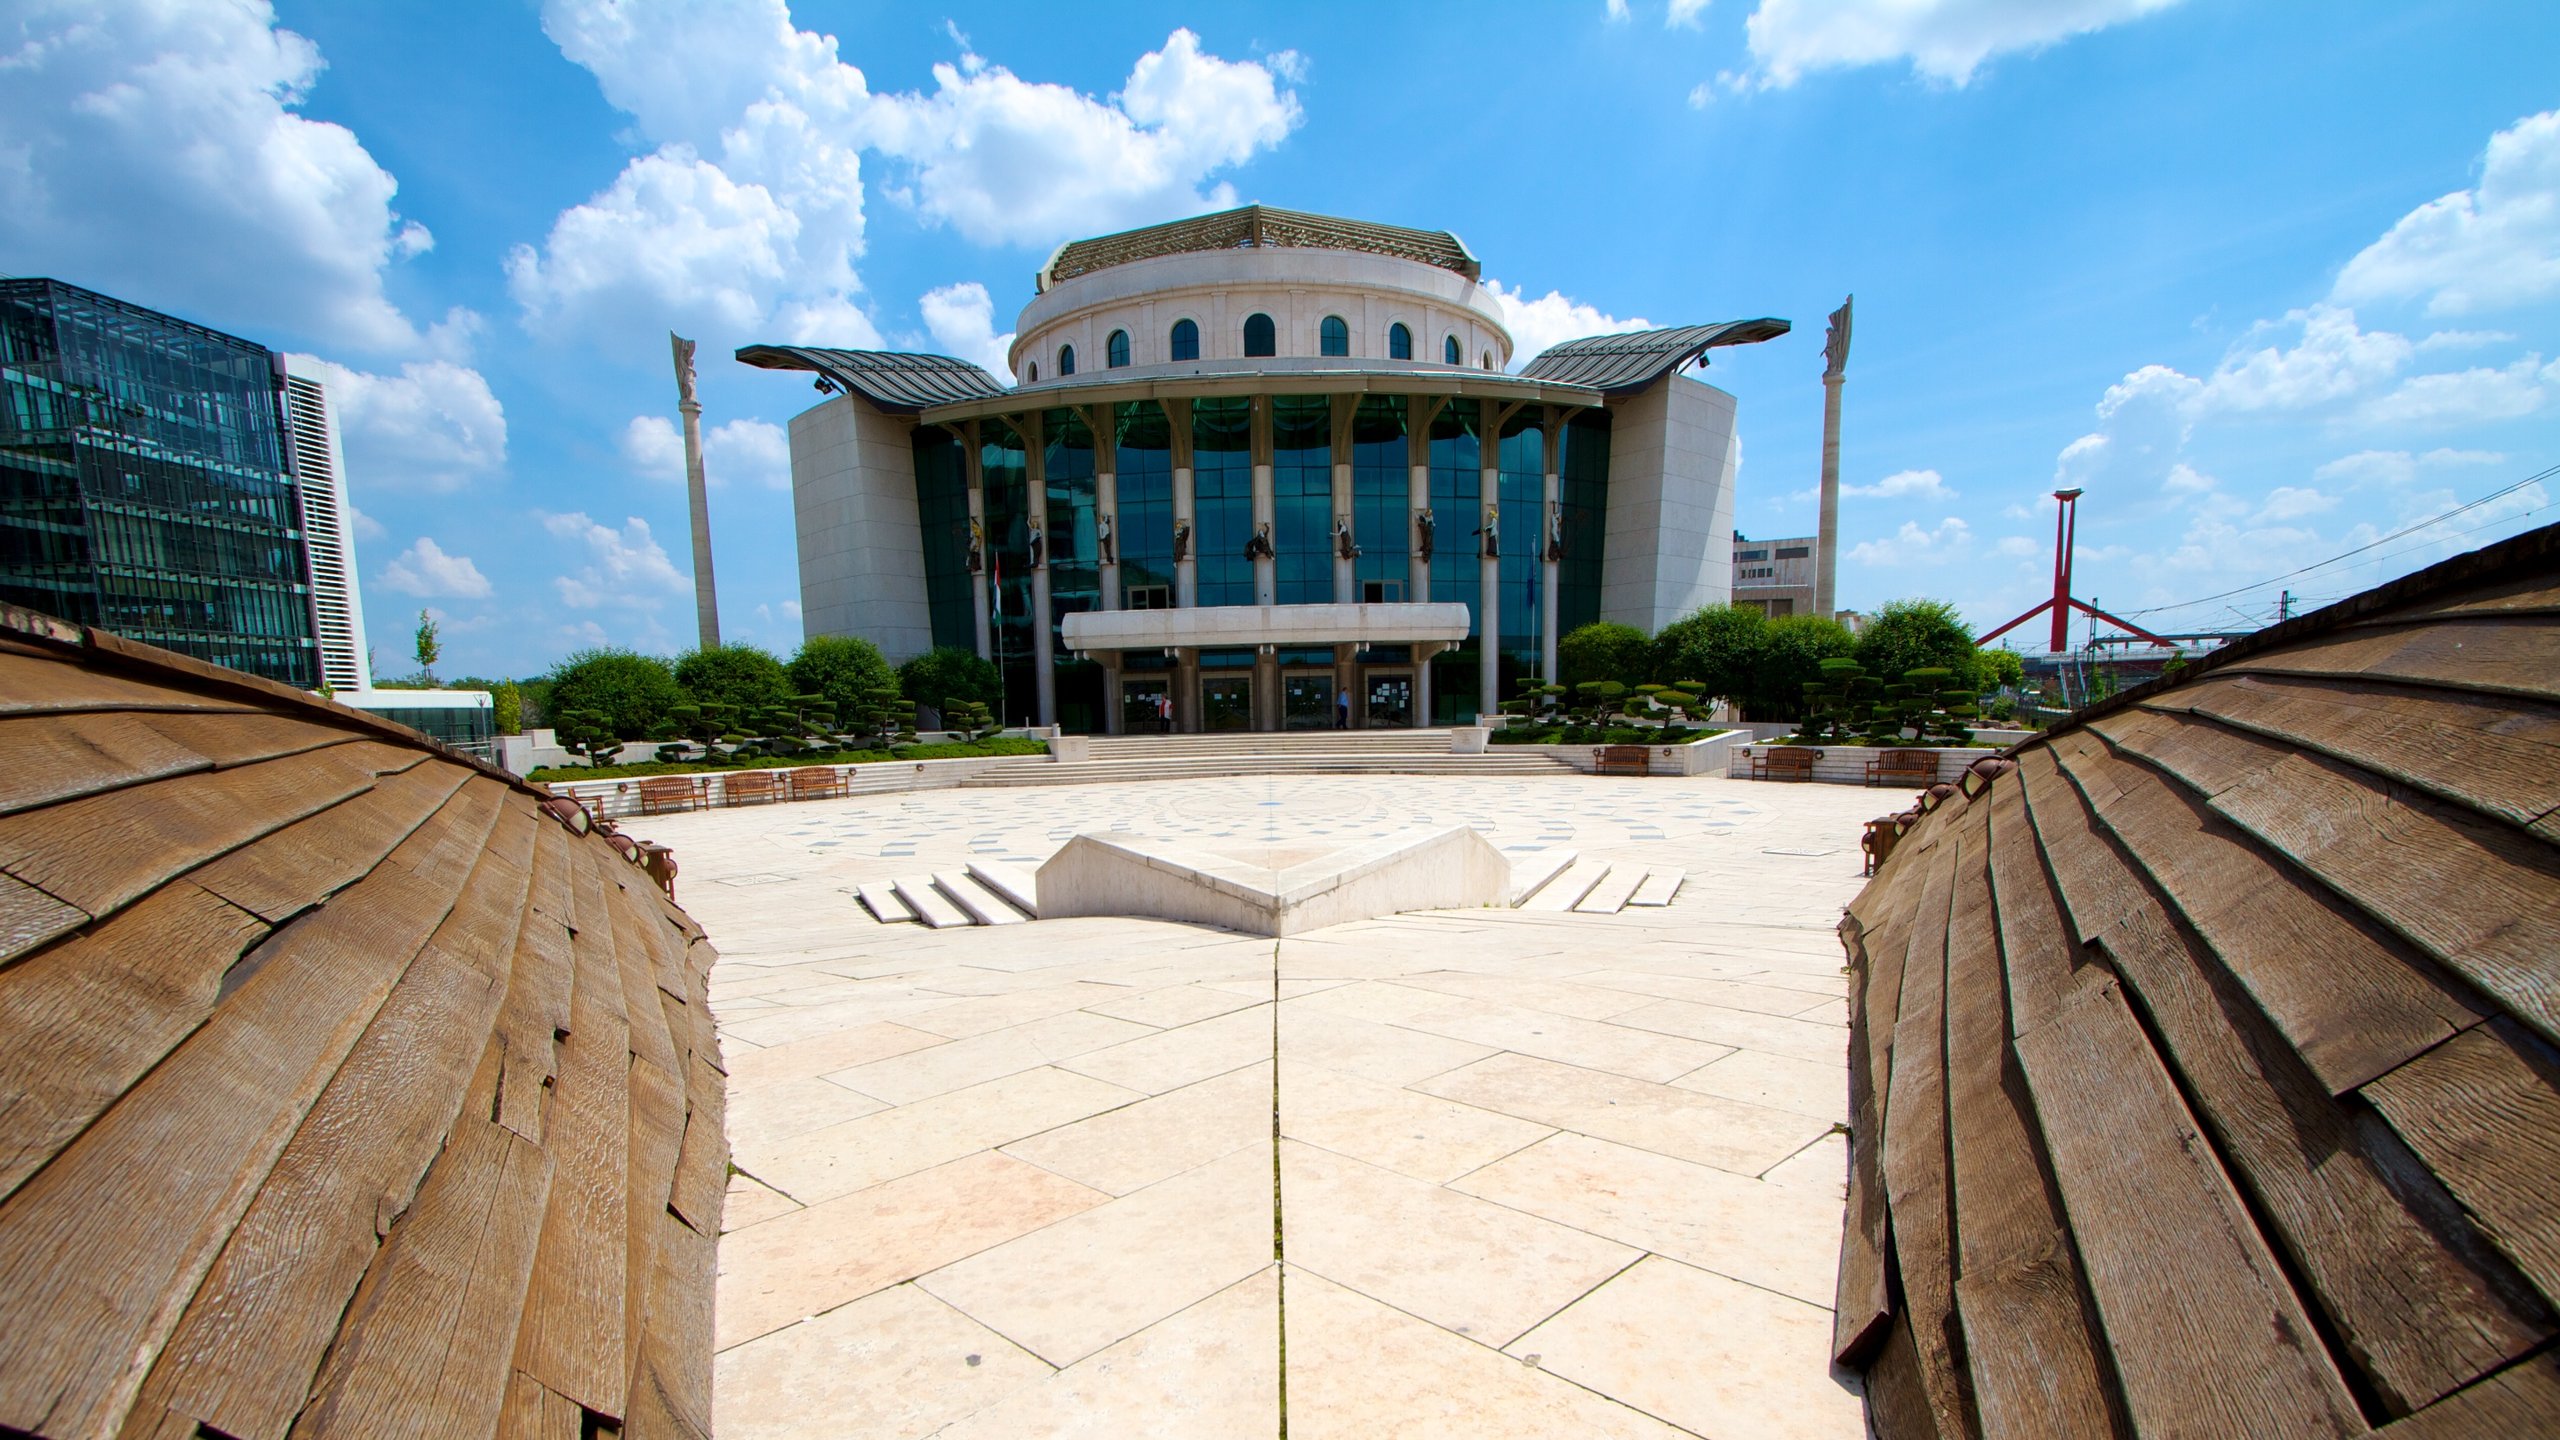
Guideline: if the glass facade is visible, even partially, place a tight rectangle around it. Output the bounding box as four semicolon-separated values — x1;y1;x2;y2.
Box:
1270;396;1331;604
1169;319;1199;362
1350;398;1406;602
1559;410;1611;637
980;420;1035;725
1113;402;1175;605
1106;330;1130;368
912;426;975;652
1388;323;1413;361
1192;398;1253;606
0;278;320;687
1041;409;1103;732
1319;316;1349;357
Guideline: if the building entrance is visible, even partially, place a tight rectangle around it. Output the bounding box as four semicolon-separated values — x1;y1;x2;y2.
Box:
1200;675;1253;732
1281;672;1335;730
1120;679;1172;733
1365;672;1413;728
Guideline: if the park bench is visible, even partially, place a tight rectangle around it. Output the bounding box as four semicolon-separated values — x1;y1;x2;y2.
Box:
787;766;847;802
722;770;779;806
1594;744;1650;776
1866;748;1941;788
1751;746;1820;781
636;776;701;815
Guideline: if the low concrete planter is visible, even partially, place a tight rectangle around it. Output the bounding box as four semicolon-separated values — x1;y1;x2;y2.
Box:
1492;729;1747;775
1726;743;2006;788
1048;735;1092;762
542;754;1036;820
1449;727;1490;754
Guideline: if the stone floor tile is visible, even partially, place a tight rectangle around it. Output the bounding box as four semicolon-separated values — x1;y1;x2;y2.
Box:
727;1073;888;1149
1055;1002;1274;1094
716;1151;1109;1348
719;1019;943;1093
1283;1267;1694;1439
1453;1132;1842;1305
1387;969;1664;1021
901;981;1141;1039
1670;1046;1851;1122
744;1065;1144;1204
1082;981;1265;1029
1288;979;1459;1025
1573;968;1851;1018
1510;1256;1865;1440
1417;1052;1829;1177
1794;996;1852;1027
826;1009;1156;1106
1608;996;1853;1066
917;1145;1273;1367
932;1267;1279;1439
1276;1003;1499;1087
719;992;964;1048
1004;1061;1271;1195
1280;1062;1550;1183
711;1283;1051;1440
1279;1140;1637;1348
1763;1130;1851;1193
1384;997;1733;1083
720;1170;801;1233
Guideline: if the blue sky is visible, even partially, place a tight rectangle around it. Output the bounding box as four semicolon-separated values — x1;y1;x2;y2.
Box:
5;0;2554;679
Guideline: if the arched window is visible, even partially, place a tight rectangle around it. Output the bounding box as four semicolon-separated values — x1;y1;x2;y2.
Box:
1388;322;1412;360
1319;315;1350;357
1106;329;1131;368
1482;351;1494;371
1170;318;1199;362
1057;343;1076;377
1443;334;1461;366
1027;361;1038;383
1242;312;1277;357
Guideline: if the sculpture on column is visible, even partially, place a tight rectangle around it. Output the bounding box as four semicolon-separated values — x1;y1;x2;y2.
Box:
1096;513;1116;565
1244;523;1274;561
1816;293;1853;619
1335;516;1360;560
1481;502;1500;560
1173;520;1192;561
669;332;721;649
965;517;985;573
1415;507;1435;563
1028;525;1046;570
1544;502;1566;562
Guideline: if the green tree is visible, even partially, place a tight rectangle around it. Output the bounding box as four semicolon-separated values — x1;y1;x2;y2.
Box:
1982;645;2025;689
515;677;554;729
1558;622;1652;689
790;634;899;725
675;643;791;714
412;609;441;685
898;646;1002;720
1652;604;1767;708
547;648;683;740
1854;599;1987;694
1748;613;1858;721
488;679;523;734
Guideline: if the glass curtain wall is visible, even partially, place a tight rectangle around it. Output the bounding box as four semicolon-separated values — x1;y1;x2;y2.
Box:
1497;414;1545;693
1558;411;1612;636
1270;395;1331;604
910;426;975;652
1426;404;1482;723
1113;402;1174;605
1042;408;1101;731
1349;397;1405;601
980;421;1034;725
1191;398;1253;606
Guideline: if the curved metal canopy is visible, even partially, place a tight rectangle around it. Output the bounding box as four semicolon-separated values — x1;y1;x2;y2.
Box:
735;344;1007;413
1517;319;1792;393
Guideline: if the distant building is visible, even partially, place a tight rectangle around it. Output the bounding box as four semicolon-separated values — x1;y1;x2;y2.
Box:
335;686;494;758
1732;531;1817;617
741;204;1788;732
0;278;367;689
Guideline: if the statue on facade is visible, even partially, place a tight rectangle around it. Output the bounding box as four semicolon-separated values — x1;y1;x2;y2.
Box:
1544;502;1566;562
1415;507;1435;563
966;517;985;573
1027;525;1046;570
1173;520;1192;562
1823;295;1854;380
1244;522;1275;561
1334;515;1360;560
1096;513;1116;565
1481;502;1500;559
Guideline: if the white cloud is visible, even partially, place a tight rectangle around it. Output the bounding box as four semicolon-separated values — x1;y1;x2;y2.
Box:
287;353;508;493
2162;462;2217;494
1744;0;2183;88
619;414;792;489
1849;517;1972;566
1992;535;2039;558
2200;305;2410;412
2417;329;2516;353
379;537;493;599
1668;0;1712;29
1481;281;1651;370
0;1;439;351
2254;486;2337;522
2334;110;2560;316
2312;447;2505;489
347;503;387;542
2357;354;2556;429
918;281;1019;376
1687;83;1714;110
540;511;690;609
1267;49;1309;83
1606;0;1632;21
1844;468;1952;501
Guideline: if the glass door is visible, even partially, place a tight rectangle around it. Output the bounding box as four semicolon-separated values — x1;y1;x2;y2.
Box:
1121;679;1172;733
1201;675;1254;731
1282;672;1335;730
1364;672;1412;728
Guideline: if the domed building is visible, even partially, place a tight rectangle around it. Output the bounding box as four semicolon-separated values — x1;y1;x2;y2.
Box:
741;205;1786;733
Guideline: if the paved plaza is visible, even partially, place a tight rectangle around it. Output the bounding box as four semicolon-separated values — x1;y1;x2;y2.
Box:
625;773;1885;1438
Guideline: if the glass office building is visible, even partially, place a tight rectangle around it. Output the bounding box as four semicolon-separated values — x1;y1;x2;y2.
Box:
0;279;338;688
744;207;1787;733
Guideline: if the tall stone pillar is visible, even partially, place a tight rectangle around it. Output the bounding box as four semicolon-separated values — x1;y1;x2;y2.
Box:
1102;657;1124;735
1173;646;1200;734
1094;404;1121;612
961;420;992;661
1478;398;1505;724
1413;641;1437;729
1334;642;1356;730
1816;295;1852;620
1254;645;1279;731
1250;396;1276;607
1407;396;1443;605
1167;398;1197;609
1330;396;1357;603
1021;412;1056;729
669;334;721;649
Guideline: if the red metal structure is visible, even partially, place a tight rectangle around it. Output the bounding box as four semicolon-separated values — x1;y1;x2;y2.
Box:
1977;488;2172;652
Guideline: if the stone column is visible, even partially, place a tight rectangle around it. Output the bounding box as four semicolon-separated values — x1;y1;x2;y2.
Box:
1094;404;1121;612
1817;295;1852;620
1166;398;1197;609
1254;645;1279;732
961;420;992;661
1334;642;1356;730
1413;641;1437;728
1101;656;1124;735
1330;396;1356;604
1173;646;1200;733
670;334;721;649
1407;395;1446;605
1250;395;1276;607
1021;411;1056;728
1541;408;1566;686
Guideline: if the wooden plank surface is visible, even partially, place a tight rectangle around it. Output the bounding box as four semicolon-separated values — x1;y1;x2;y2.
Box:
623;1206;716;1440
621;1056;687;1395
666;1051;727;1238
2360;1020;2560;1310
497;1371;586;1440
2363;1354;2560;1438
187;761;470;924
1880;829;1978;1437
1836;830;1929;1364
0;870;89;966
1985;777;2112;1040
2027;743;2548;1413
2224;616;2559;703
2014;975;2365;1437
0;650;262;716
0;710;376;820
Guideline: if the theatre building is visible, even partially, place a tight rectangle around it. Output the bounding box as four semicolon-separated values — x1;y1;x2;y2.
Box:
742;206;1784;732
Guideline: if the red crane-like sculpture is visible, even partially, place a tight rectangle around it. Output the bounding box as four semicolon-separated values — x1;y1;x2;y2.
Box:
1977;488;2172;652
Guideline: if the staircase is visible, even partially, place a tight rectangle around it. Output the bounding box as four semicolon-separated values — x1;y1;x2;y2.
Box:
959;729;1576;788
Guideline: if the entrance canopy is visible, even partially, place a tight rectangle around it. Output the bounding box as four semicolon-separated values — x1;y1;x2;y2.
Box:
1063;602;1470;655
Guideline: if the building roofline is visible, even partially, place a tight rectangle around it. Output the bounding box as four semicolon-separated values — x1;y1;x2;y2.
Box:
1517;319;1792;393
1036;205;1482;291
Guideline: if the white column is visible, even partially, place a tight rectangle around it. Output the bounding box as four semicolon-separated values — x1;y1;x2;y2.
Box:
1251;397;1276;608
1332;397;1356;603
1169;399;1197;609
1479;399;1502;723
1413;642;1436;729
1096;417;1121;612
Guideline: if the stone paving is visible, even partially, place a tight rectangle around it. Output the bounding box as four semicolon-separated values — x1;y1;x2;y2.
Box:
624;772;1889;1438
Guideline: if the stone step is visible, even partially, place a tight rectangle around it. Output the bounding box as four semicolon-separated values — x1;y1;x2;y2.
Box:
1504;851;1578;907
1520;858;1611;912
1627;869;1685;907
966;861;1041;918
1574;865;1647;915
855;882;916;924
894;876;972;929
936;870;1026;926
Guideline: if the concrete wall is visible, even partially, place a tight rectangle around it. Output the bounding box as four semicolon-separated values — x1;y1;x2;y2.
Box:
790;393;935;661
1600;374;1738;632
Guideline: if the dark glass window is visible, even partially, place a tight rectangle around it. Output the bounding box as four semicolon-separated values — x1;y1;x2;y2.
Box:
1559;411;1612;637
1170;318;1199;361
1041;407;1101;731
1106;330;1131;368
981;421;1034;725
1057;344;1076;377
1482;351;1495;371
910;427;975;652
1319;316;1349;357
1028;361;1038;383
1388;323;1412;360
1272;395;1331;604
1443;334;1461;365
1427;403;1480;628
1242;313;1277;358
1114;402;1174;608
1192;398;1253;606
1351;397;1406;601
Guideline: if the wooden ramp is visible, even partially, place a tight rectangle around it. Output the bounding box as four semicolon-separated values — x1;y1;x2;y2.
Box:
1835;523;2560;1438
0;604;724;1440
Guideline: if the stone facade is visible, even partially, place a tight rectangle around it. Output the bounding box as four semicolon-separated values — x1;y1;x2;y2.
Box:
789;395;935;659
1599;374;1739;631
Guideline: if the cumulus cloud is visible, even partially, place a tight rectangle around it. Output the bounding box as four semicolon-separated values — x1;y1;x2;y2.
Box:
1743;0;2184;88
2253;486;2338;523
2312;447;2504;489
1849;517;1972;566
540;511;690;609
287;354;508;493
1606;0;1632;21
379;537;493;599
918;282;1019;375
1668;0;1712;29
1481;281;1651;370
0;0;440;351
2357;354;2557;429
2334;110;2560;317
2201;305;2411;412
1844;468;1953;500
619;414;792;489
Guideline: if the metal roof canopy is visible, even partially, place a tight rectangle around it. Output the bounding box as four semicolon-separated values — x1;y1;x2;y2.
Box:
1037;205;1481;291
735;344;1008;413
1517;319;1792;393
914;367;1601;427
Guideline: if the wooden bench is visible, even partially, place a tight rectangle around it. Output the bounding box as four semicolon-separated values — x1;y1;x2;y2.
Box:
787;766;847;802
722;770;778;806
636;776;701;815
1594;744;1650;776
1751;746;1820;781
1866;748;1941;788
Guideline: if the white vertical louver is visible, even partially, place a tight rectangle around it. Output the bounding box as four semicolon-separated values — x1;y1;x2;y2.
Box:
277;365;372;691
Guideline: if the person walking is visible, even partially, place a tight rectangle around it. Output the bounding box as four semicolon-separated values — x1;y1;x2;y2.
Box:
1336;688;1350;729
